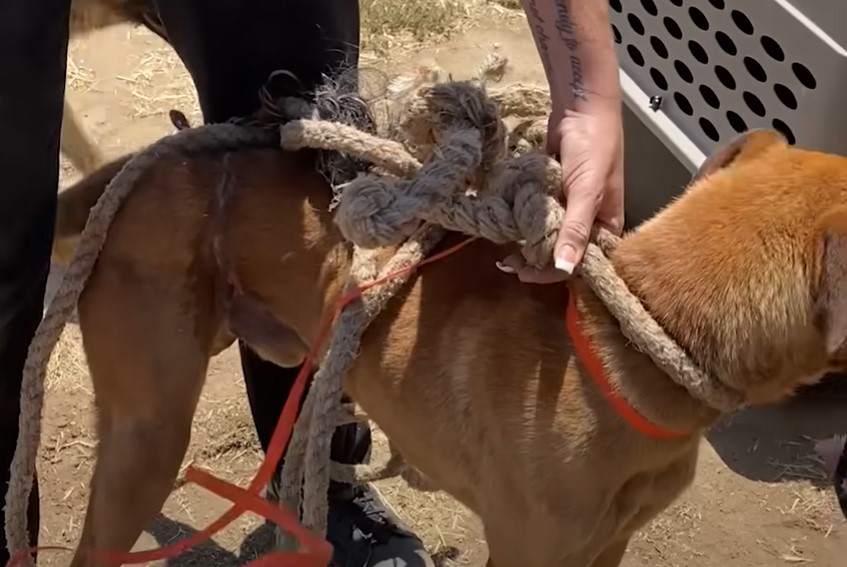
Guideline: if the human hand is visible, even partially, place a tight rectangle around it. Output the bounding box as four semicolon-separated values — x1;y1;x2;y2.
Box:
497;103;625;284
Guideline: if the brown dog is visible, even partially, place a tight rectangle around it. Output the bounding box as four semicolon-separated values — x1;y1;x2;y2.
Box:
51;128;847;566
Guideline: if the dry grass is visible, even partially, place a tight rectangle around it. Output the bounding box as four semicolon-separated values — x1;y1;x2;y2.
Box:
45;325;90;395
488;0;522;9
360;0;474;53
65;57;96;94
120;44;202;122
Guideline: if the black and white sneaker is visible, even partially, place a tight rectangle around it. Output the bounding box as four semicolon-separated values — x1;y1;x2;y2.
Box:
266;475;433;567
325;483;433;567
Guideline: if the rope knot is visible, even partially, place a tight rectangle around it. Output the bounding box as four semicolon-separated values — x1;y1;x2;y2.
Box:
402;82;506;166
334;175;421;248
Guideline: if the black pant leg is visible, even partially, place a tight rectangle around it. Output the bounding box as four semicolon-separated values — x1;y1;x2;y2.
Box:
154;0;361;122
836;441;847;518
239;343;372;465
152;0;371;470
0;0;71;561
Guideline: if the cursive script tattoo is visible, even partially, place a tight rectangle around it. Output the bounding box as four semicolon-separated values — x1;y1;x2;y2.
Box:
553;0;588;101
525;0;555;79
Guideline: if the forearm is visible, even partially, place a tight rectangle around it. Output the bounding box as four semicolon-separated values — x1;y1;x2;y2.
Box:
521;0;621;113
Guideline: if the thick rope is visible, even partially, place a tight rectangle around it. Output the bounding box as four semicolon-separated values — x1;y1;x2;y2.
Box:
272;79;747;543
280;82;744;413
272;79;510;540
274;229;445;544
3;124;278;564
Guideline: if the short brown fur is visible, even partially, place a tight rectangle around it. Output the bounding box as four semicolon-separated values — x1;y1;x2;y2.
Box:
53;130;847;566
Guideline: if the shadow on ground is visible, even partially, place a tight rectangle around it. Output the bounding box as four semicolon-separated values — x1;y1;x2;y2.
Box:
145;514;274;566
706;374;847;487
145;514;463;566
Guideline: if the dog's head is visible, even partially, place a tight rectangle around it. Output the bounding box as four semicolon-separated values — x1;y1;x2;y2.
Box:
617;129;847;405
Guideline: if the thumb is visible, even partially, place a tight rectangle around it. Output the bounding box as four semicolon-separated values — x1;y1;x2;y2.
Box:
553;187;598;275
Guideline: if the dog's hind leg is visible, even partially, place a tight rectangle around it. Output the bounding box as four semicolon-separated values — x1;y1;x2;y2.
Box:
69;266;216;567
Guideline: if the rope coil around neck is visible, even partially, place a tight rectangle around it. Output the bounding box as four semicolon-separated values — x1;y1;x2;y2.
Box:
278;81;745;415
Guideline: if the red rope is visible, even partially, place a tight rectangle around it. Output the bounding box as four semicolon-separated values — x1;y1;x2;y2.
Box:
5;236;476;567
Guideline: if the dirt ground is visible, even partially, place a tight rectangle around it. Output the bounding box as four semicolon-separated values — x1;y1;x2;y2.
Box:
39;2;847;566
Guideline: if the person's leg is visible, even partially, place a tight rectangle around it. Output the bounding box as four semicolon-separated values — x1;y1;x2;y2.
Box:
836;441;847;519
0;0;71;562
154;0;361;123
239;344;372;470
152;1;431;565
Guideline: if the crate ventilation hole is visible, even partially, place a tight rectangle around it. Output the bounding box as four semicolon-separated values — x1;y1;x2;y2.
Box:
608;0;819;146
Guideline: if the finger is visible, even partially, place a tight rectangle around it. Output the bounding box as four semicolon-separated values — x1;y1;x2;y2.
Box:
496;254;525;274
604;214;624;236
516;265;570;284
554;187;600;275
496;254;570;284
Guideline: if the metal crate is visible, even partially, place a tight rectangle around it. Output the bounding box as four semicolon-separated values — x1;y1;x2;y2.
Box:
609;0;847;173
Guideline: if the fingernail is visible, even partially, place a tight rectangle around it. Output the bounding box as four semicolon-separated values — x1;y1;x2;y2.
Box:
554;246;576;274
495;261;516;274
554;257;575;274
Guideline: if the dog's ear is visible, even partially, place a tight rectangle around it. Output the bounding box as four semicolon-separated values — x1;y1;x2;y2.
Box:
818;207;847;355
693;129;788;182
169;109;192;131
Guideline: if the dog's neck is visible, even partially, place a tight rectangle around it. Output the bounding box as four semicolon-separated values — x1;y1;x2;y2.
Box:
601;170;833;432
572;276;724;435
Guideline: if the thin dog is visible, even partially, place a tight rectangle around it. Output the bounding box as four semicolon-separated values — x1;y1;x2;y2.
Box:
52;128;847;566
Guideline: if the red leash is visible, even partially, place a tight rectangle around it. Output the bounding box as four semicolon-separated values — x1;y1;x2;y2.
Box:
565;288;689;440
5;236;477;567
